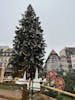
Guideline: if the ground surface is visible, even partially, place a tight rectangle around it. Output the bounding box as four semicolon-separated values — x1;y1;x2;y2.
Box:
0;89;22;100
0;98;8;100
33;93;57;100
0;89;57;100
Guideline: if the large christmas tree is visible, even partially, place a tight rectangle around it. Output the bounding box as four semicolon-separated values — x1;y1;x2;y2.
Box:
11;4;46;79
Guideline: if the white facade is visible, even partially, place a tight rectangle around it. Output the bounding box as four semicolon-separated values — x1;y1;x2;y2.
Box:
71;55;75;70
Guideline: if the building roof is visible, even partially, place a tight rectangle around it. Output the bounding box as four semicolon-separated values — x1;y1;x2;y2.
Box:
2;48;12;52
0;46;9;51
50;49;58;55
65;47;75;54
45;49;60;63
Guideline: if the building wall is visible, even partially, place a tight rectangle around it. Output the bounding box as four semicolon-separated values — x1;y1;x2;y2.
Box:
44;47;75;74
47;55;60;71
60;48;66;57
71;55;75;70
44;50;60;73
59;47;75;71
60;56;69;71
0;47;13;80
0;47;12;68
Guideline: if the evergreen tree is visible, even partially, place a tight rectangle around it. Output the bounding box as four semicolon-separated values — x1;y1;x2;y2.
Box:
11;4;46;79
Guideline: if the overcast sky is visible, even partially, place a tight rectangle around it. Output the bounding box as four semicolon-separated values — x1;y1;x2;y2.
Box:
0;0;75;59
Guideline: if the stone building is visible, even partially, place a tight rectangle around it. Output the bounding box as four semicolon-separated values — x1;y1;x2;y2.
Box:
60;47;75;71
44;49;60;73
44;47;75;74
0;47;12;67
59;48;69;71
71;54;75;71
0;46;13;81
